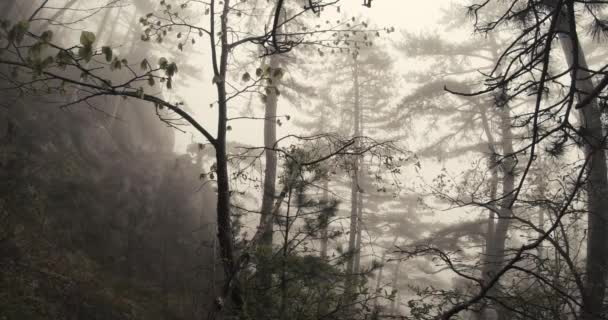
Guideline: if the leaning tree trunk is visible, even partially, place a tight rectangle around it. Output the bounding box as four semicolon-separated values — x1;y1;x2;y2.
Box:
554;5;608;319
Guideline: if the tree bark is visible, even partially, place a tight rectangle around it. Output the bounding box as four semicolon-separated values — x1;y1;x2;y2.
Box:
479;98;515;320
374;250;387;309
389;259;402;316
345;58;361;299
320;179;330;260
126;199;137;283
212;0;243;312
256;55;281;309
1;0;15;17
353;190;364;274
258;57;281;247
478;108;498;302
479;105;498;265
554;4;608;319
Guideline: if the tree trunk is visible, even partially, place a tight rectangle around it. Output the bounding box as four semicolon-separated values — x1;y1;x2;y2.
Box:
353;190;364;274
279;189;292;320
537;199;545;267
554;5;608;319
345;58;361;299
215;88;243;309
161;232;170;320
484;157;498;262
258;39;282;249
213;0;243;312
476;106;500;320
345;156;359;290
126;200;137;284
374;250;387;309
320;179;330;260
256;55;281;309
317;179;331;318
479;106;498;264
481;99;515;320
1;0;15;17
389;260;402;316
35;0;78;31
374;234;399;312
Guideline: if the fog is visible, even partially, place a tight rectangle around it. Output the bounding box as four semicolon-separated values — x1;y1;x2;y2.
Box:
1;1;607;320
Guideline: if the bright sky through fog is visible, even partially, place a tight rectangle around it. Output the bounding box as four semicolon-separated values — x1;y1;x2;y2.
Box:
343;1;447;32
173;1;455;151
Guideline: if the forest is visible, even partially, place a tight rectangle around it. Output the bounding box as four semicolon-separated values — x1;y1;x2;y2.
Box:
1;0;607;319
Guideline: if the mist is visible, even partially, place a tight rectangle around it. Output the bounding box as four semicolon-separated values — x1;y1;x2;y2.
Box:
1;1;607;320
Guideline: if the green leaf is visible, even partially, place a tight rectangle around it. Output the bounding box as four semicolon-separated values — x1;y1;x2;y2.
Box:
101;46;112;62
272;68;283;80
111;57;122;70
148;75;155;86
56;50;72;69
140;58;149;70
241;72;251;82
79;31;96;46
28;42;43;59
41;56;54;68
78;45;93;62
158;57;168;69
9;21;29;44
40;30;53;42
166;62;178;77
